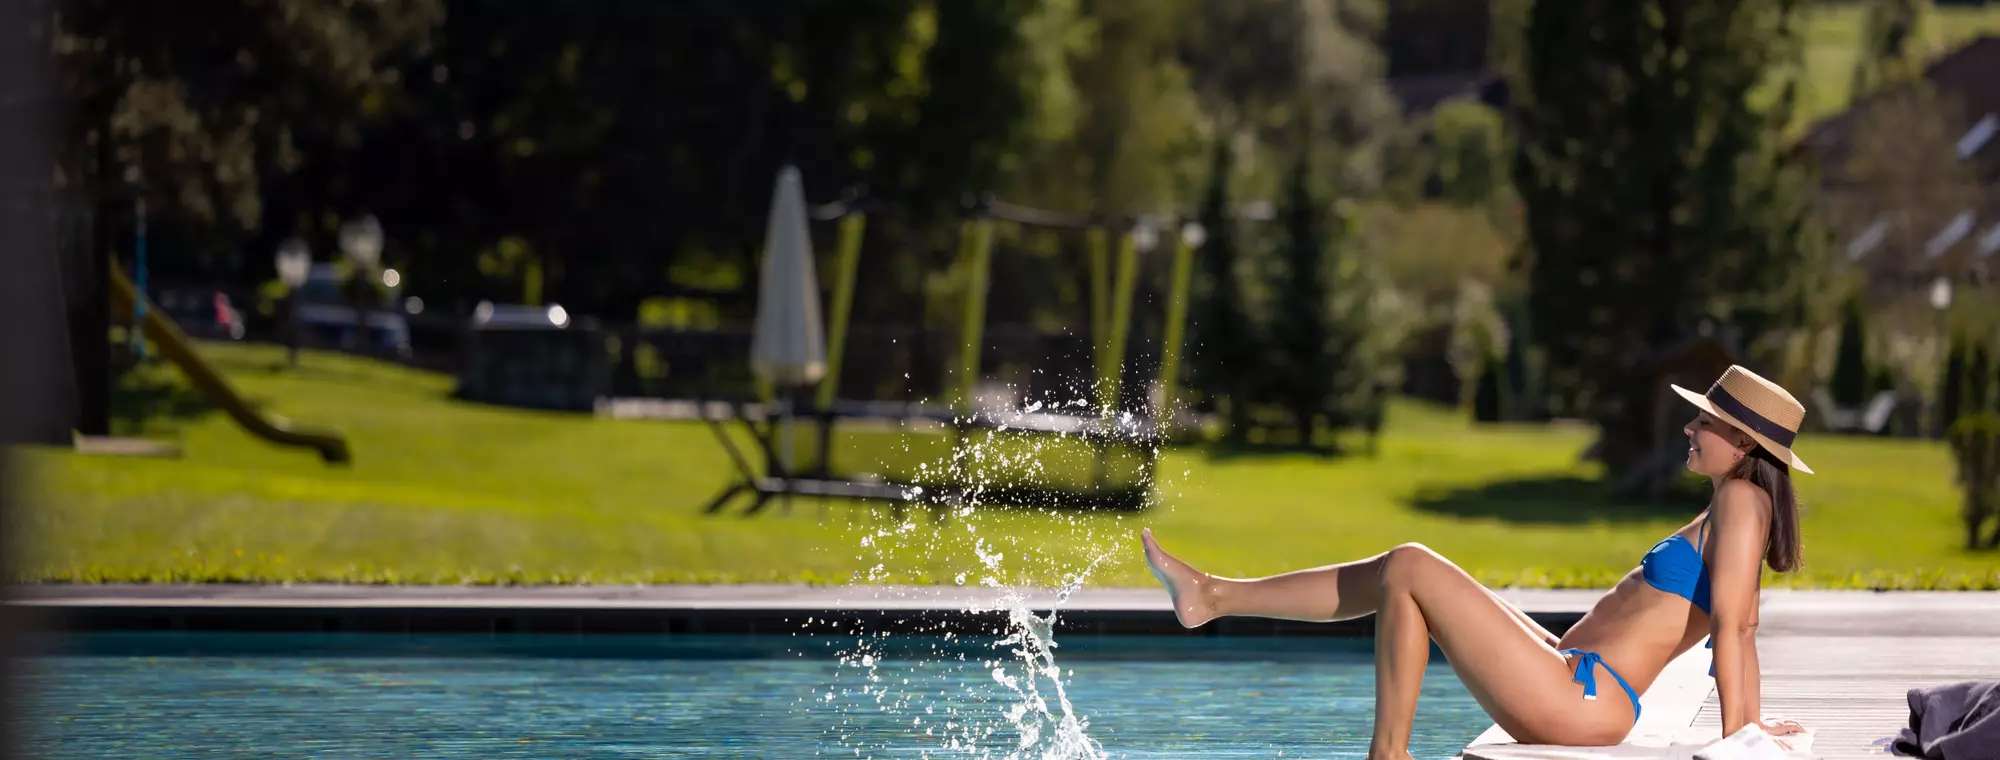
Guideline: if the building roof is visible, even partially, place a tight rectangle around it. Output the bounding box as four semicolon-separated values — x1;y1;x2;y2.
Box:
1804;36;2000;278
1801;36;2000;166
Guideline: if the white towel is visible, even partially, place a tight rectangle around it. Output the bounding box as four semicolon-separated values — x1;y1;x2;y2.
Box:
1694;723;1816;760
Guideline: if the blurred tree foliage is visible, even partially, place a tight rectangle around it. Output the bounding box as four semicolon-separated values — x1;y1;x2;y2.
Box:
1851;0;1932;97
53;0;444;229
1831;296;1874;409
1189;139;1258;437
50;0;1853;458
55;0;1399;324
1264;140;1390;450
1508;0;1821;493
50;0;1430;439
1430;100;1511;210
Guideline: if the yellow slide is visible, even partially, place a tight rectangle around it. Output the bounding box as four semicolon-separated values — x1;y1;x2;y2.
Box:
107;262;352;464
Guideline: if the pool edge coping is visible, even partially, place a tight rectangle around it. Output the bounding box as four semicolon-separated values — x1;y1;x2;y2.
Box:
3;583;1601;637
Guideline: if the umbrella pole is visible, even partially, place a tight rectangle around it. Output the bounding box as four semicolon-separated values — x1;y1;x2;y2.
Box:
780;385;797;515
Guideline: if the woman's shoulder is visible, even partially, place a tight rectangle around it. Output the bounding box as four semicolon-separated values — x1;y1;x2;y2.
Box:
1714;478;1773;518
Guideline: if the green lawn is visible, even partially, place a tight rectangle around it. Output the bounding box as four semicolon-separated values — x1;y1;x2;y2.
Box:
10;341;1997;589
1791;3;2000;134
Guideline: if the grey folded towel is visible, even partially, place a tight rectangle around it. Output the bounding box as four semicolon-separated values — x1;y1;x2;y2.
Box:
1893;680;2000;760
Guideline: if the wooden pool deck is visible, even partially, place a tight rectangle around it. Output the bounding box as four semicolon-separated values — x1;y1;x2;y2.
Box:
1461;591;2000;760
12;585;1999;758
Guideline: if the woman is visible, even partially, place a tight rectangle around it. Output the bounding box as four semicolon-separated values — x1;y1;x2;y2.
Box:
1142;365;1811;758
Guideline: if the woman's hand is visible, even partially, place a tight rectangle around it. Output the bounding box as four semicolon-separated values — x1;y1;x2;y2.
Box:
1757;717;1805;737
1756;718;1805;753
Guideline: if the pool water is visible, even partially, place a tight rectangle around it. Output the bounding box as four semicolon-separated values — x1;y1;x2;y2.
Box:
21;633;1491;759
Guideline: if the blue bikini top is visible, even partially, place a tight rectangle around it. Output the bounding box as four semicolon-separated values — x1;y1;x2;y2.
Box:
1640;513;1712;614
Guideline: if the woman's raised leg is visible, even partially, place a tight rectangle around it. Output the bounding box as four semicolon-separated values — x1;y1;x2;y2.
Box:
1140;528;1390;625
1141;531;1634;755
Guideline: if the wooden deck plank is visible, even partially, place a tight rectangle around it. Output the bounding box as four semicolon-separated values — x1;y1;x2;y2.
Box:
1690;635;2000;760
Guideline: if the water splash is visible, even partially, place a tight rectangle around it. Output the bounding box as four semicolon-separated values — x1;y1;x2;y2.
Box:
811;377;1156;759
971;554;1114;760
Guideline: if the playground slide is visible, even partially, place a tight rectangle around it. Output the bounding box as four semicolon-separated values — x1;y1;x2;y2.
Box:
107;262;353;464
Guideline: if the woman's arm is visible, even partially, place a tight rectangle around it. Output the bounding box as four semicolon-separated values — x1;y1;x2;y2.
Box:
1742;609;1761;722
1706;479;1772;737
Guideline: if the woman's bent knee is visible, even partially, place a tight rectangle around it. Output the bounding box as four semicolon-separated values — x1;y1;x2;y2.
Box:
1381;542;1439;587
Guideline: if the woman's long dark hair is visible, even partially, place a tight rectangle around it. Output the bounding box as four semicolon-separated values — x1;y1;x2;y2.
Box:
1728;446;1802;572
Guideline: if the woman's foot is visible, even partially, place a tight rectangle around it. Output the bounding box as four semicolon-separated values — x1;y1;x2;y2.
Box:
1141;528;1219;628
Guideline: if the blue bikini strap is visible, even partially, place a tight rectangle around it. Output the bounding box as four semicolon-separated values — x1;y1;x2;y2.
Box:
1562;649;1643;719
1564;650;1608;699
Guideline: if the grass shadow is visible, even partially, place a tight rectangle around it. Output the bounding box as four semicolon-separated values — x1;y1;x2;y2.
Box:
207;351;424;385
1407;475;1704;525
1201;439;1341;462
1199;431;1380;463
110;360;220;436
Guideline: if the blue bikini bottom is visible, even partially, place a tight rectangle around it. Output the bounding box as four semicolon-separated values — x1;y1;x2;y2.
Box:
1560;648;1641;723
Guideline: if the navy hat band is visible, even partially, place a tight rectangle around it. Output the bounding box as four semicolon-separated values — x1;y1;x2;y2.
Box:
1708;385;1796;448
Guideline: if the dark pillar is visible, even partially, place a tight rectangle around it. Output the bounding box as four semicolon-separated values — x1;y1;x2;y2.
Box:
2;2;66;758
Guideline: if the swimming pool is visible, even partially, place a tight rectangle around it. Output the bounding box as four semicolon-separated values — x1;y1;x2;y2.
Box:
20;632;1491;758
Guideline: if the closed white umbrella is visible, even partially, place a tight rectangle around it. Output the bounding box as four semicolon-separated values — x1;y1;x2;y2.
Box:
751;164;827;387
749;165;827;478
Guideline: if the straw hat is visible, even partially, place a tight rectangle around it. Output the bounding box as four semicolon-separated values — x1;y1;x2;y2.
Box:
1671;365;1813;475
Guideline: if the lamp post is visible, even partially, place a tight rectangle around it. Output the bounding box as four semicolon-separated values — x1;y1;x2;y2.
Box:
1130;220;1160;255
1932;275;1955;356
275;237;312;367
338;214;383;354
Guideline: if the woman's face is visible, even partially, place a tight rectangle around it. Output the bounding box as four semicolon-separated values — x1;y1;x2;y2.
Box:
1683;411;1754;476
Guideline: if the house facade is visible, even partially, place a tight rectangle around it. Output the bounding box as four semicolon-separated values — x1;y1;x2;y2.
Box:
1801;37;2000;313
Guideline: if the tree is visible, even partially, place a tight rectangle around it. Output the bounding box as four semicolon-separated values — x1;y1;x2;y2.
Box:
1171;0;1401;442
1509;0;1818;491
1431;98;1511;209
1832;297;1872;409
1946;328;2000;551
1852;0;1932;97
1178;0;1401;200
1191;139;1259;439
1008;0;1201;214
1261;141;1384;450
307;0;1079;325
1969;343;1994;416
1180;0;1393;137
1947;408;2000;551
1268;148;1337;447
1940;333;1969;435
1453;280;1511;420
52;0;443;230
49;0;441;434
